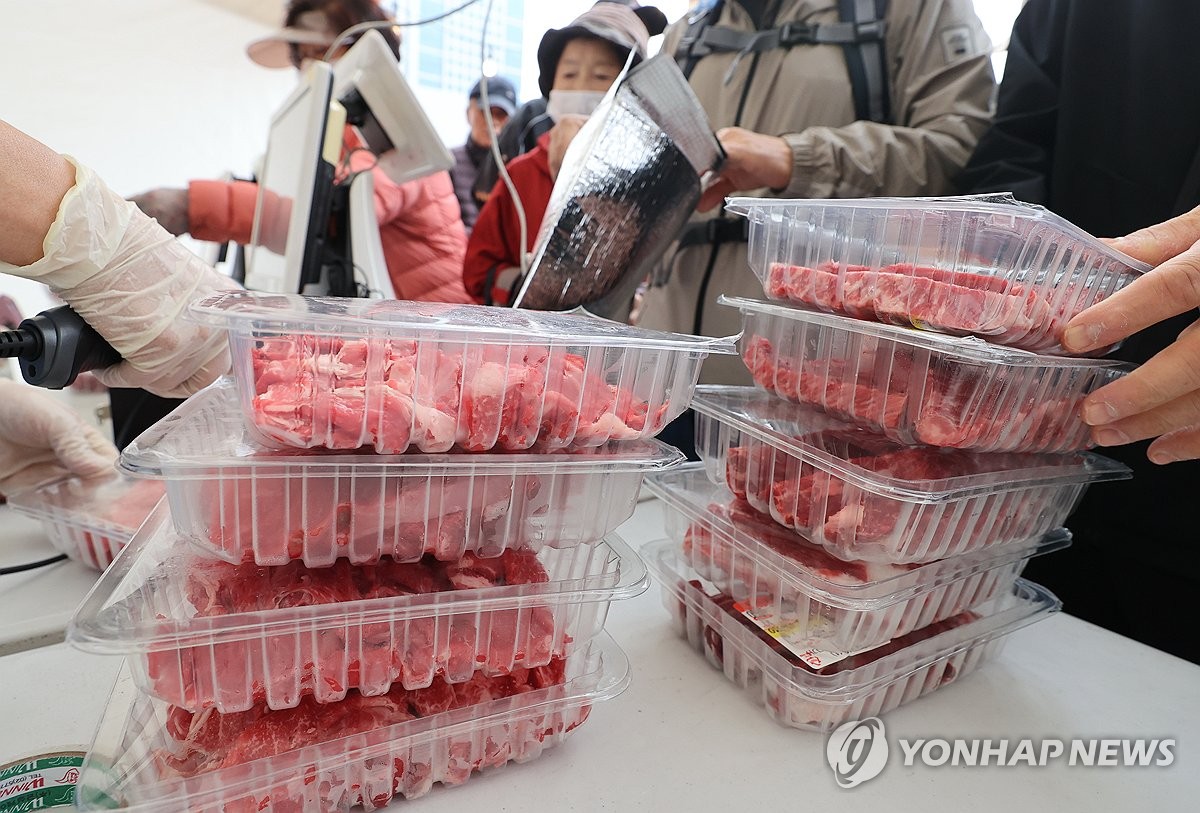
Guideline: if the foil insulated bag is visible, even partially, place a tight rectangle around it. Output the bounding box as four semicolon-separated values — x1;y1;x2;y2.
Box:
514;54;723;317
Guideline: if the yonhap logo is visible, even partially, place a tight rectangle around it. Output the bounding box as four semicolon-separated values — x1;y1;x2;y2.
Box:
826;717;889;788
825;719;1176;788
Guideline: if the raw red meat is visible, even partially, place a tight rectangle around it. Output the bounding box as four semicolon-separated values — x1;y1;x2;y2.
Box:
63;479;164;571
724;438;1070;562
145;549;562;712
248;336;663;453
691;579;978;674
683;498;876;586
679;578;985;728
766;261;1061;349
681;498;1026;652
100;478;166;527
197;469;542;566
814;613;976;673
742;334;1098;452
156;658;589;808
665;564;1004;731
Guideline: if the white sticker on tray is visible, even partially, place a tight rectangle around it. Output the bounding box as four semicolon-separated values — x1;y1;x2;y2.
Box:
732;597;883;669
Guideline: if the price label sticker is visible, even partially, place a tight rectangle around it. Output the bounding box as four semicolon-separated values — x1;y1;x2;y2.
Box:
733;598;884;669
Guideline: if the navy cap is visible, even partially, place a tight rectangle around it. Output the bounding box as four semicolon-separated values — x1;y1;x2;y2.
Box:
470;76;518;116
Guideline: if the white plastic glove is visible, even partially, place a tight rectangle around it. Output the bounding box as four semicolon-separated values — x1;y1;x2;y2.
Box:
0;294;21;329
0;379;117;496
0;159;239;397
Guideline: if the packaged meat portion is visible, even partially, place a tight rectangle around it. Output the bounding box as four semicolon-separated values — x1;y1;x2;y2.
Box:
121;382;682;567
646;546;1059;732
68;501;648;713
6;473;164;571
185;291;734;453
726;194;1147;354
726;296;1133;453
645;465;1068;652
74;635;629;812
692;387;1129;563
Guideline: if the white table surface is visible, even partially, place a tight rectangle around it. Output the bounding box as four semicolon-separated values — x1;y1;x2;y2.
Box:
1;497;1197;811
0;384;113;655
0;506;104;656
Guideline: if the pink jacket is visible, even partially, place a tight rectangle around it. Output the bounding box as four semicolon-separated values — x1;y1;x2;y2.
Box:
189;131;471;303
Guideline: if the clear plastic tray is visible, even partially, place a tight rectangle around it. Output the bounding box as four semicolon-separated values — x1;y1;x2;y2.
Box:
68;501;648;714
74;634;629;812
6;473;165;571
692;386;1130;563
121;381;683;567
186;291;735;453
727;195;1148;354
648;546;1059;732
645;465;1067;652
727;296;1133;453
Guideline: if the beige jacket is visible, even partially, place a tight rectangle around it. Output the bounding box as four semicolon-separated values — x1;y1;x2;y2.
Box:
640;0;996;384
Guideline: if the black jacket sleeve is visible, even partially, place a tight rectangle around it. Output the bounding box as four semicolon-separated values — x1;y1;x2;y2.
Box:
956;0;1069;202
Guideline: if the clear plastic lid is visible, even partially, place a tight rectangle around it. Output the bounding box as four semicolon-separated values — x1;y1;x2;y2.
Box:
727;296;1130;453
69;500;649;654
724;195;1148;354
120;380;685;479
195;293;733;454
187;291;737;353
725;194;1149;274
691;386;1131;502
6;472;164;537
645;464;1070;609
75;634;630;812
721;296;1136;371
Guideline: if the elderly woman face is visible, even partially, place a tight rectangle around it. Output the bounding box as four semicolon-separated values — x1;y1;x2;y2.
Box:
285;11;350;70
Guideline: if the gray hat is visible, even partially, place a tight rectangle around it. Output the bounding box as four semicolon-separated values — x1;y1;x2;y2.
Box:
536;1;669;98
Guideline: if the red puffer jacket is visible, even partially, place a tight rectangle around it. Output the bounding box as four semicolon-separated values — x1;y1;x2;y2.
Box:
188;128;471;304
462;133;554;305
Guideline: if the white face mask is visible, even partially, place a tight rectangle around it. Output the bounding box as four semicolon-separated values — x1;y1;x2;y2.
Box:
545;89;608;122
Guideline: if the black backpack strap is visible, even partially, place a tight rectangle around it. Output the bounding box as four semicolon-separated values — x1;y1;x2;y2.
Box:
839;0;891;123
687;21;863;57
682;19;885;60
677;217;749;249
676;0;889;121
675;0;726;80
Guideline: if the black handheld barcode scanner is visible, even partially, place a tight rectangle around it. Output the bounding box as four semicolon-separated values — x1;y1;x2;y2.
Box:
0;305;121;388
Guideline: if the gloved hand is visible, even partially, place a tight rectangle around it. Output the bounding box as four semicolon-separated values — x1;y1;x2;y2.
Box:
0;159;238;398
0;379;117;496
128;187;189;237
0;294;21;329
69;371;108;394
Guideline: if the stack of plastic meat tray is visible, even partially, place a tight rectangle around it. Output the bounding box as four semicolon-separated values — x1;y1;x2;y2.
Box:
65;293;734;811
644;195;1144;732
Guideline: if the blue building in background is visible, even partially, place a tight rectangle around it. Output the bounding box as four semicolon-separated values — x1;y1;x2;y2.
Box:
385;0;529;142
